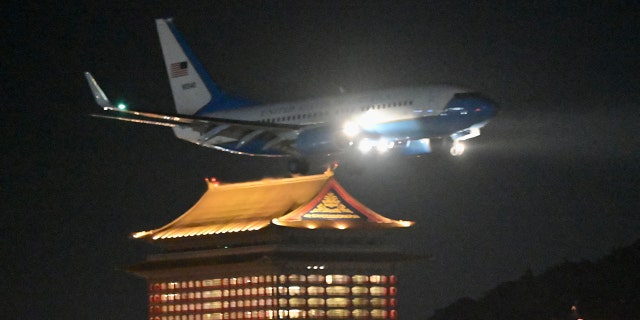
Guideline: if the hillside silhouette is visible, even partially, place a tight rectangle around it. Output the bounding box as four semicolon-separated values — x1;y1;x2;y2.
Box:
429;239;640;320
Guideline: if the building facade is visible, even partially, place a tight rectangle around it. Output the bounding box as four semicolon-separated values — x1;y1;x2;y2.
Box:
129;170;414;320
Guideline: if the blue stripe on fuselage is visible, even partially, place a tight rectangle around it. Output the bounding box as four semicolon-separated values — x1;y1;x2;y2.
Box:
364;96;497;139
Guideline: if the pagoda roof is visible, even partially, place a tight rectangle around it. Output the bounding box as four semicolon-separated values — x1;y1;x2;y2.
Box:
132;170;413;241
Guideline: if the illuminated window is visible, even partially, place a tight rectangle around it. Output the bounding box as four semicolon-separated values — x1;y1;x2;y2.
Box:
289;298;306;307
308;309;326;318
307;286;325;295
371;309;388;319
326;274;350;285
265;298;275;307
307;274;324;283
326;297;350;308
326;286;350;295
202;301;222;310
289;286;305;296
352;275;368;284
289;309;306;318
288;274;306;283
371;298;387;307
351;286;368;295
326;309;351;319
370;275;387;284
278;298;288;307
307;298;325;307
352;298;369;307
370;286;387;296
265;287;275;296
352;309;370;319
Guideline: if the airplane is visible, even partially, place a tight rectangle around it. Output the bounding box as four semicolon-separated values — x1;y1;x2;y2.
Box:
86;18;498;174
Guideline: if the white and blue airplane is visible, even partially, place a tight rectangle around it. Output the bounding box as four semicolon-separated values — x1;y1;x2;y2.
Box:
86;18;498;173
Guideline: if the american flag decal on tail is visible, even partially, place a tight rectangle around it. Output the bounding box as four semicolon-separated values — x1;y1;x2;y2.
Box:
170;61;188;78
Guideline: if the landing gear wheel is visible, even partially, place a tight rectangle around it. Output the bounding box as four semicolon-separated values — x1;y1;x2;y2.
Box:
287;158;309;174
450;140;465;156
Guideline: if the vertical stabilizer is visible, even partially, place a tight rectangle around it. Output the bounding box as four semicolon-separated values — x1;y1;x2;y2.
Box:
156;18;249;115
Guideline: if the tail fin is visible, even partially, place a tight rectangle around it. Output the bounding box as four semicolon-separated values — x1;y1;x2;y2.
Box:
156;18;250;115
84;72;114;110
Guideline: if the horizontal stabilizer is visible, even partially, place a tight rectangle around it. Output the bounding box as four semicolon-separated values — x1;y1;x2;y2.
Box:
91;114;178;127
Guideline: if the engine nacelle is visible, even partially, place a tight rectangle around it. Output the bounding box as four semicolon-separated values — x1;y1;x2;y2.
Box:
296;126;349;155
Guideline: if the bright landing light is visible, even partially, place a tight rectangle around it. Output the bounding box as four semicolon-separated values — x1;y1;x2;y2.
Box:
342;121;361;137
357;137;394;154
357;138;375;153
450;141;465;156
375;138;391;153
117;103;127;110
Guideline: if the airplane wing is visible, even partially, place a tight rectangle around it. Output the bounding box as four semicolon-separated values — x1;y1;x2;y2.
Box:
85;72;302;155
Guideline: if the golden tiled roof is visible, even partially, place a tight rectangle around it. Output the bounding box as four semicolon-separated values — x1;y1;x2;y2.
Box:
132;169;413;241
133;172;333;240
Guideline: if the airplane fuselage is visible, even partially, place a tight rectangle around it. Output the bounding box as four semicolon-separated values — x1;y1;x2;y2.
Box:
87;18;499;173
183;85;497;157
211;85;459;125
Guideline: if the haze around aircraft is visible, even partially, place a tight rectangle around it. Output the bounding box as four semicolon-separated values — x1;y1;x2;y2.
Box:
86;18;498;173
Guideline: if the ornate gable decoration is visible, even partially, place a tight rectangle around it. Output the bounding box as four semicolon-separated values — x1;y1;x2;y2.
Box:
305;191;362;220
273;178;414;229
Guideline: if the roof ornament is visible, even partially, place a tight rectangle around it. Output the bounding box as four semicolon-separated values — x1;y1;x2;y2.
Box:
205;177;220;188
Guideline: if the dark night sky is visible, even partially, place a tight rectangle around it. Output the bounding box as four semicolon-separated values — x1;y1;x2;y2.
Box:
3;1;639;319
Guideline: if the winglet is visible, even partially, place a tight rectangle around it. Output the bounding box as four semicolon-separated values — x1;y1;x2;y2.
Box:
84;72;113;110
